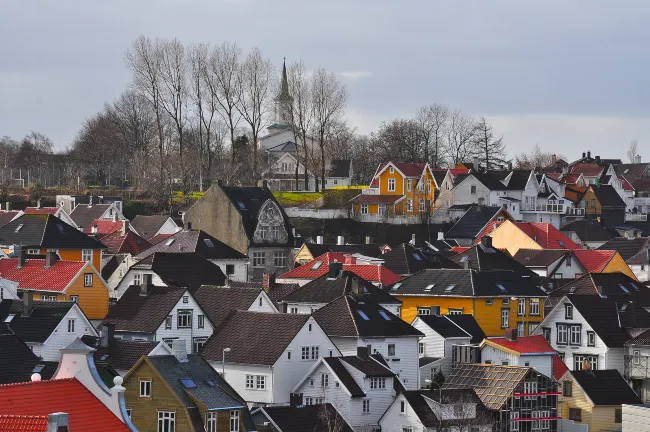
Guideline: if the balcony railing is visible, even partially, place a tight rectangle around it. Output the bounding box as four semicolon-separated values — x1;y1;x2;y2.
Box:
520;204;585;215
361;188;380;195
625;355;650;379
626;214;648;222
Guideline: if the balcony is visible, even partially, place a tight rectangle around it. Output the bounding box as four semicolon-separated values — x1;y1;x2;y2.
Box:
521;204;585;215
626;214;648;222
625;355;650;379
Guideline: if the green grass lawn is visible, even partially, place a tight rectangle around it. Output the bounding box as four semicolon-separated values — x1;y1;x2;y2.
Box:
273;191;323;206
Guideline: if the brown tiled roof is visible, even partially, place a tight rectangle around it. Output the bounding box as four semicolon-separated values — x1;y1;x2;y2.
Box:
82;336;161;371
191;286;262;327
135;230;247;261
130;215;175;239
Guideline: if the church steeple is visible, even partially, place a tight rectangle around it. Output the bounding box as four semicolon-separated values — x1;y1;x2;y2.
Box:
274;58;293;124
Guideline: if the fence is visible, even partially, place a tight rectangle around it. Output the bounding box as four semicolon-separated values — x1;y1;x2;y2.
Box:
284;208;348;219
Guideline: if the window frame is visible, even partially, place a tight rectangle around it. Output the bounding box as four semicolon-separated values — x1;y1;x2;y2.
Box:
569;408;582;422
81;249;93;263
387;343;396;357
177;309;193;329
388;178;396;192
501;308;509;329
198;314;205;329
67;318;75;333
157;411;175;432
192;337;207;354
252;252;266;268
274;251;287;268
360;203;368;214
570;325;581;346
557;324;568;345
139;379;152;398
529;298;540;316
587;331;595;347
517;298;526;316
165;315;172;330
230;410;240;432
362;398;371;414
563;380;572;397
565;304;573;319
84;273;93;287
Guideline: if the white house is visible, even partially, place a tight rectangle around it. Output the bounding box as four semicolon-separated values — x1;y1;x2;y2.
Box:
201;311;340;407
130;214;181;240
0;278;19;300
480;334;564;380
512;249;587;280
628;249;650;282
294;348;398;430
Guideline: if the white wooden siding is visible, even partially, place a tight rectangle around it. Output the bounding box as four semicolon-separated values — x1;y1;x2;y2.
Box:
40;305;98;362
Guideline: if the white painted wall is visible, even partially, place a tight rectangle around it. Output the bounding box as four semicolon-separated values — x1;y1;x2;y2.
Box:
452;176;491;206
379;394;426;432
211;362;275;406
247;292;278;313
114;269;165;299
480;345;553;377
40;305;98;362
296;361;353;424
630;264;649;282
211;259;248;282
623;404;650;432
412;317;471;377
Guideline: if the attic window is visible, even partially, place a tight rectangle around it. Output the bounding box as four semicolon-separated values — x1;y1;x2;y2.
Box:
378;311;391;321
412;253;422;261
237;201;246;210
180;378;197;388
496;284;507;293
357;311;370;321
165;238;175;246
32;364;45;373
618;284;631;295
624;169;630;174
205;379;216;387
424;284;435;291
4;314;15;322
557;240;566;248
391;283;402;291
311;261;323;270
204;239;214;248
14;224;23;232
445;285;456;292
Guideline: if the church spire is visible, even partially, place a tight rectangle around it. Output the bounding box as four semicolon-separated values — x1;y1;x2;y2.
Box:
274;58;293;124
277;57;291;101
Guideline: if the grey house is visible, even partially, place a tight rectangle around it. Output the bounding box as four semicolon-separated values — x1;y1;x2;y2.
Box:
184;182;294;281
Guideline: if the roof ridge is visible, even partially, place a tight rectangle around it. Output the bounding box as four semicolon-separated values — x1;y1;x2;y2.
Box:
344;296;360;337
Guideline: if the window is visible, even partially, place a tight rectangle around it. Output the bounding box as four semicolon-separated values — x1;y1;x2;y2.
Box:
448;308;463;315
252;252;265;267
400;400;406;414
388;178;396;192
301;346;319;360
274;252;287;268
502;298;510;305
139;379;151;397
133;273;142;286
587;331;595;347
230;410;240;432
501;309;509;328
563;380;572;396
566;255;572;267
524;381;538;399
419;342;424;355
260;225;269;240
83;273;93;287
206;412;217;432
417;307;431;316
389;166;394;174
163;338;176;346
198;315;205;329
289;307;298;314
570;325;581;345
226;264;235;275
67;319;75;333
182;296;188;304
615;408;622;423
177;310;192;328
529;324;537;335
193;337;207;353
565;304;573;319
370;377;386;389
518;298;526;316
634;349;641;365
470;185;477;194
157;411;175;432
82;249;92;263
27;248;40;255
419;199;425;212
569;408;582;422
511;411;520;431
407;178;412;191
530;298;540;316
388;344;396;357
362;399;370;413
360;203;368;214
378;204;385;215
574;354;598;371
69;295;78;303
517;322;525;337
165;315;172;329
126;409;132;419
41;295;57;301
287;351;292;360
407;199;413;212
557;324;568;345
320;373;330;387
591;199;596;208
485;298;493;306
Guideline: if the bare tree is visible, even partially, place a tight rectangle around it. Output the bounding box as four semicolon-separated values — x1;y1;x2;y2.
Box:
474;117;506;170
445;110;478;166
237;48;275;182
287;60;315;190
514;144;567;170
311;68;348;191
628;139;639;163
373;119;424;163
416;103;449;167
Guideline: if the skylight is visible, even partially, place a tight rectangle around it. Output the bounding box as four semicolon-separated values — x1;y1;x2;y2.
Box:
424;284;435;291
180;378;197;388
57;224;65;233
204;239;214;248
620;303;629;311
619;284;631;295
100;354;109;361
165;238;175;246
496;284;507;292
557;240;566;248
569;287;577;294
357;310;370;321
205;379;216;387
445;285;456;292
237;201;246;210
4;314;14;322
32;365;45;373
631;283;640;291
412;253;422;261
624;168;630;174
391;282;402;291
14;224;23;233
378;311;391;321
460;255;469;263
311;261;323;270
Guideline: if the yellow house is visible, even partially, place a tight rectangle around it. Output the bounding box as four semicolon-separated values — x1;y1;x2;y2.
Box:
558;369;641;431
0;253;110;319
572;249;638;280
351;162;437;218
390;268;547;337
489;220;581;256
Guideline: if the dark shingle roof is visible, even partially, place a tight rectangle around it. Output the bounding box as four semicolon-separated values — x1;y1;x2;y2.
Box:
592;185;626;208
419;356;442;367
258;404;353;432
597;237;650;261
552;273;650;306
130;215;175;239
328;160;352;178
201;312;309;365
341;354;396;377
82;336;161;372
104;285;187;333
0;325;57;383
148;252;227;289
313;295;422;338
571;370;642;405
615;163;650;182
561;219;616;242
322;357;365;397
417;315;471;338
0;214;105;249
0;300;75;343
191;286;261;327
100;254;126;280
382;243;459;275
0;211;20;228
69;204;112;228
228;280;300;305
445;314;487;344
136;230;247;261
512;249;569;267
446;206;505;240
626;327;650;346
628;248;650;265
454;244;539;275
302;243;383;259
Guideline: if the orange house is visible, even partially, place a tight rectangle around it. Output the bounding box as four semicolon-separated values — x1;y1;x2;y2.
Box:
0;254;110;319
351;162;437;218
0;213;105;270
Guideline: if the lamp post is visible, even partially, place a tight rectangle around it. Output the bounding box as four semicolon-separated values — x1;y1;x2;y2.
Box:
222;348;231;377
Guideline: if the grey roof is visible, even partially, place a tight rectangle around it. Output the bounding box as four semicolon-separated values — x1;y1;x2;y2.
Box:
328;160;352;178
597;237;650;261
191;286;262;328
402;389;488;427
445;314;487;344
321;354;394;397
130;215;175;239
301;243;383;259
417;315;471;338
0;324;57;383
0;300;75;343
512;249;569;267
628;248;650;265
383;243;459;275
592;184;626;208
561;219;616;242
257;404;354;432
135;229;248;261
82;335;161;372
0;214;105;249
419;356;442;367
148;252;227;288
69;204;112;228
454;244;539;276
446;206;505;239
571;369;642;405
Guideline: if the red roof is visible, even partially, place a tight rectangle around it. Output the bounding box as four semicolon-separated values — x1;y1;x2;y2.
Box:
0;415;48;431
619;175;635;191
486;335;556;354
572;249;617;272
552;354;569;380
449;168;470;176
280;252;402;285
474;221;505;245
0;378;129;432
514;222;580;250
0;259;86;292
570;163;605;177
23;207;59;215
82;219;125;236
369;162;429;186
450;246;470;254
352;194;404;204
100;230;152;255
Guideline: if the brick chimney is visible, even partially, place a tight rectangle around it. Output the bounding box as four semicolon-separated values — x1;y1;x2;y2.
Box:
139;274;152;296
481;236;493;248
328;262;343;279
289;393;303;407
357;346;370;359
505;328;518;341
121;220;128;236
262;273;276;290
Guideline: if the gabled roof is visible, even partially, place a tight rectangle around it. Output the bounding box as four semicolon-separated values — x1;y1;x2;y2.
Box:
616;162;650;182
561;219;616;243
69;204;113;228
552;273;649;304
104;285;187;333
135;229;247;261
82;335;162;372
373;162;428;179
0;211;20;228
350;194;404;204
597;237;650;261
201;311;311;365
257;404;354;432
228;280;300;306
82;219;125;236
482;335;556;356
442;364;532;410
191;286;263;328
513;222;580;249
625;327;650;346
0;325;57;384
0;214;105;249
328;160;352;178
23;207;60;215
572;249;618;272
590;184;626;208
446;206;506;240
512;249;570;268
100;253;126;281
571;369;642;405
619;175;635;191
445;314;487;344
316;353;396;398
0;259;86;292
0;378;130;432
382;243;459;275
99;230;152;255
628;248;650;265
570;162;606;177
0;300;75;343
130;215;176;239
312;295;423;338
454;244;538;275
148;252;227;289
401;389;488;427
416;315;472;339
301;243;383;259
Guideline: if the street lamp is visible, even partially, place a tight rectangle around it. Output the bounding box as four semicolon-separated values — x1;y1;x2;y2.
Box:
222;348;231;377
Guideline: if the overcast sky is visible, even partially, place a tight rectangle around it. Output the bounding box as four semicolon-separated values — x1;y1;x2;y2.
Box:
1;0;649;161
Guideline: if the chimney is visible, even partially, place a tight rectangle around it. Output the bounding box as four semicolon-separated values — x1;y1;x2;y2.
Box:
344;254;356;265
45;250;58;268
121;220;128;236
17;247;26;268
635;155;642;163
507;160;513;171
463;257;471;270
506;328;518;341
112;212;118;222
411;234;416;245
481;236;493;248
337;235;345;246
551;154;557;164
23;291;33;316
46;412;69;432
430;305;441;316
100;322;115;348
289;393;303;408
365;236;374;245
437;231;444;241
36;199;41;209
262;273;276;290
587;150;591;159
139;274;152;296
595;155;601;163
357;346;370;359
88;195;93;206
217;179;223;186
91;224;98;234
328;262;343;279
185;221;192;231
5;201;10;211
316;235;323;245
350;275;362;296
646;248;650;265
171;339;188;362
473;156;479;170
562;164;568;175
582;152;586;159
597;285;604;297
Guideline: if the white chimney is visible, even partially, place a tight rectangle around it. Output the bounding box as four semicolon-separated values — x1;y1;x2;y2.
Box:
437;231;444;241
337;236;345;245
172;339;188;362
636;155;642;163
316;235;324;245
46;412;69;432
